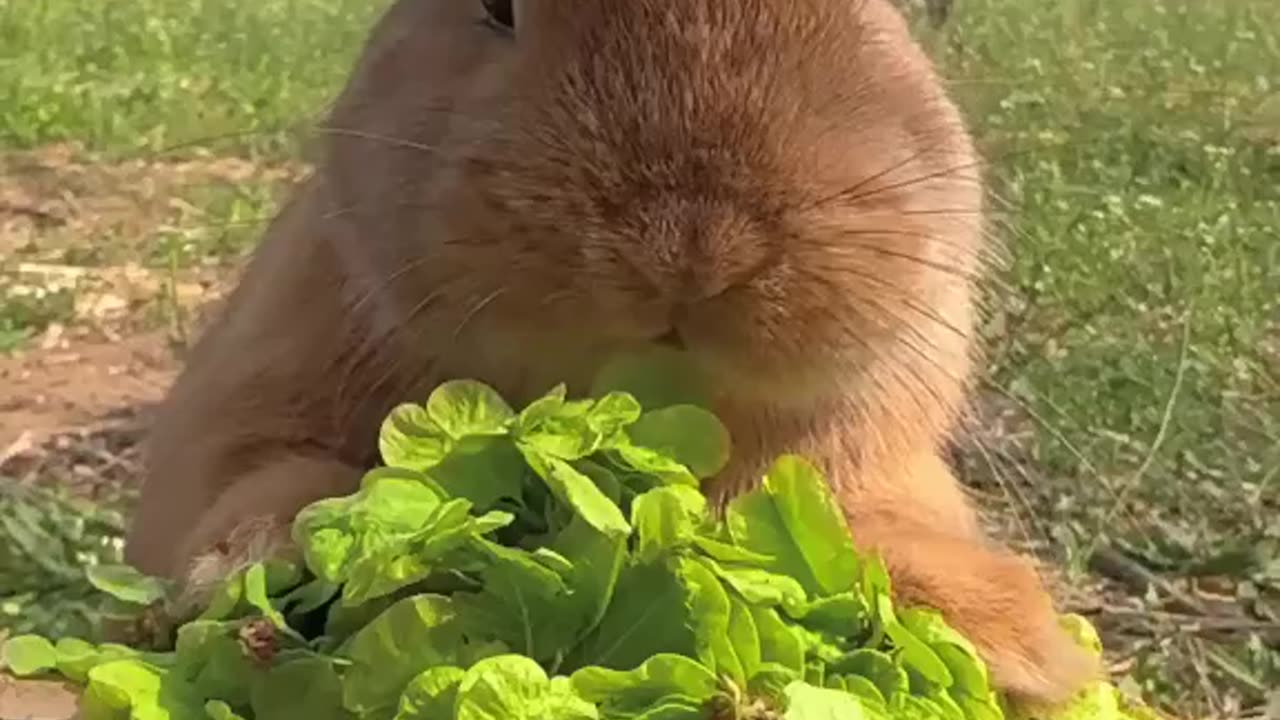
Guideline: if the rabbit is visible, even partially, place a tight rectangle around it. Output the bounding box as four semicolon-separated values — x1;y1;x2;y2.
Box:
124;0;1097;704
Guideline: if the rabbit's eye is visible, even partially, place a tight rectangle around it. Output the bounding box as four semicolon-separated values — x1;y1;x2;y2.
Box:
481;0;514;30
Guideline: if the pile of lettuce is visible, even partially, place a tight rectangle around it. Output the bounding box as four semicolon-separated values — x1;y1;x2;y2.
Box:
1;370;1164;720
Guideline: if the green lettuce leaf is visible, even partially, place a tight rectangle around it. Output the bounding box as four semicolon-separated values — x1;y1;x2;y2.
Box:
243;563;288;629
340;595;470;716
428;436;527;511
53;640;164;686
572;654;717;717
605;445;701;490
84;565;171;607
828;649;909;702
1;634;58;676
750;607;807;676
783;680;878;720
726;592;763;679
205;700;248;720
426;380;515;439
341;503;513;605
589;347;713;411
513;390;639;462
625;406;731;479
292;469;445;584
631;486;706;563
294;470;511;604
249;656;351;720
546;513;627;645
726;456;860;598
454;541;576;662
395;666;466;720
700;558;808;611
675;557;744;684
899;608;991;696
453;655;598;720
172;620;261;708
79;659;205;720
379;403;453;471
522;452;630;539
565;562;696;672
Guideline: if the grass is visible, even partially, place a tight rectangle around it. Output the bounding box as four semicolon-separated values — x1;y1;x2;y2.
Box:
0;0;384;157
943;0;1280;547
0;479;126;640
0;285;75;353
930;1;1280;712
1;0;1277;716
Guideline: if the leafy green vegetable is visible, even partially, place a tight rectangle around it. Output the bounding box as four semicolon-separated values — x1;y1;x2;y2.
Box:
81;659;205;720
55;640;154;685
243;564;287;629
292;470;444;584
8;376;1170;720
379;403;452;472
453;655;597;720
426;381;516;440
626;406;730;479
84;565;171;607
631;486;705;563
606;444;700;490
829;649;908;702
727;456;860;598
396;666;466;720
292;469;512;605
544;513;627;645
725;592;763;679
206;699;248;720
340;595;471;716
783;681;875;719
565;562;697;673
589;347;712;411
173;621;254;708
751;606;807;676
454;541;575;662
428;436;527;510
524;453;629;539
675;557;744;684
2;634;58;675
249;657;350;720
572;654;717;717
701;558;807;611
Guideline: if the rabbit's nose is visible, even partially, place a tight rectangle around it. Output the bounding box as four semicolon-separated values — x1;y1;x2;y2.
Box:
673;263;732;305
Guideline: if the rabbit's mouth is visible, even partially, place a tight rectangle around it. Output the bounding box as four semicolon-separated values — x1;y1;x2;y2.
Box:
650;327;686;352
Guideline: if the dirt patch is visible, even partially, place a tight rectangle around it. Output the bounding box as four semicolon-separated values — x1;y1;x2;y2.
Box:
954;389;1280;718
0;333;174;469
0;142;299;260
1;143;302;346
0;143;294;499
0;143;281;511
0;675;79;720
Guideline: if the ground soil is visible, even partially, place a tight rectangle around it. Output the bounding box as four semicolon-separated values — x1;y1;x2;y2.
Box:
0;676;80;720
0;143;282;498
0;333;173;455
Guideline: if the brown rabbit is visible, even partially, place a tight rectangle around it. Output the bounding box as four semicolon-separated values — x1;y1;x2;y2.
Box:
125;0;1097;704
